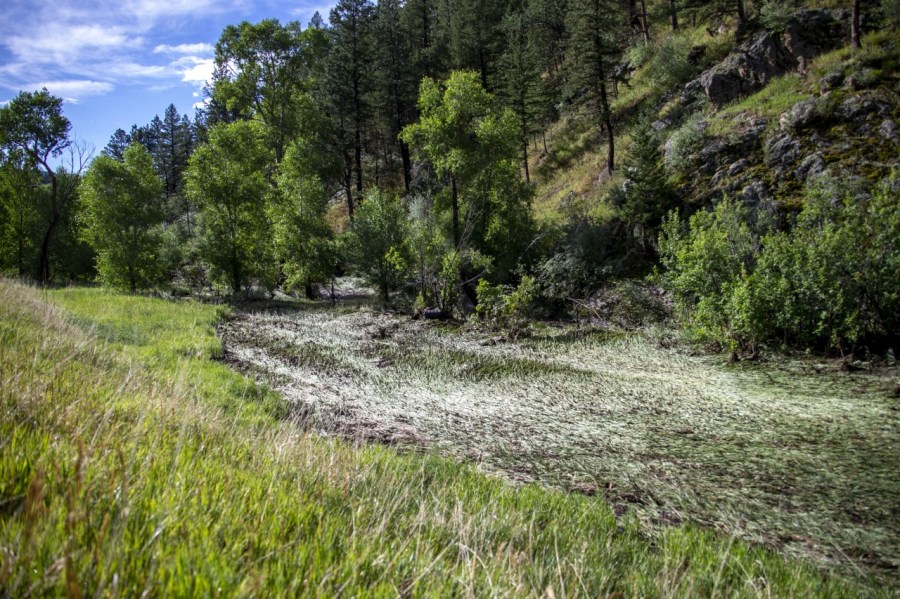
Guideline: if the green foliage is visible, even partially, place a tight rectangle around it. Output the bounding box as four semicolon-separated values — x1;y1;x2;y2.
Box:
270;140;339;294
212;19;315;162
0;88;71;164
881;0;900;27
344;188;411;303
475;275;538;335
408;196;456;311
0;155;42;276
0;88;76;283
660;178;900;351
635;35;698;91
402;71;534;282
184;120;275;294
620;120;677;233
79;144;167;291
402;71;518;184
659;196;757;347
760;0;801;32
663;113;706;181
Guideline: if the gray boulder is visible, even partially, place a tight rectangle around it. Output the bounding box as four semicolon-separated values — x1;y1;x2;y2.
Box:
780;98;819;131
795;153;826;182
698;9;848;106
766;134;802;171
741;180;772;206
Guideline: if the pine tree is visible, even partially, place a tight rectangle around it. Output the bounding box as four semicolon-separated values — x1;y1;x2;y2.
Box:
373;0;417;192
328;0;376;205
566;0;623;172
103;128;131;159
619;120;676;234
499;10;542;182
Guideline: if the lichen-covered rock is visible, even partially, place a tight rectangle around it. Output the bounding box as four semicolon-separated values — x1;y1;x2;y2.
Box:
878;119;899;143
698;9;848;106
780;98;819;131
837;93;891;121
766;134;802;172
795;153;826;182
820;71;844;91
728;159;749;177
741;180;771;206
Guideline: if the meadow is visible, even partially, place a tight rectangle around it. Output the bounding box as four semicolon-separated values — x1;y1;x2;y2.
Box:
0;280;896;596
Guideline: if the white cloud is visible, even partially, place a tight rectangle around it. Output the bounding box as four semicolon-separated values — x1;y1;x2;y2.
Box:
172;56;215;86
7;25;142;67
153;43;214;55
0;0;237;101
18;80;115;102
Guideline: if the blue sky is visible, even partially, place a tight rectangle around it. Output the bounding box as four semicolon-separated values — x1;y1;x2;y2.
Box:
0;0;333;157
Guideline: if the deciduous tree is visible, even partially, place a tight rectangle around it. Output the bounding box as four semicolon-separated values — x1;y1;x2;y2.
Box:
80;144;166;292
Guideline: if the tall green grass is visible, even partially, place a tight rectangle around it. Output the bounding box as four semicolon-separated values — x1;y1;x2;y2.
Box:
0;282;886;596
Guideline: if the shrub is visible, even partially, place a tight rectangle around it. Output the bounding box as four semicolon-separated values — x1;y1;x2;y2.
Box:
476;275;538;336
658;196;758;347
659;177;900;352
759;0;800;32
663;114;707;181
344;188;412;304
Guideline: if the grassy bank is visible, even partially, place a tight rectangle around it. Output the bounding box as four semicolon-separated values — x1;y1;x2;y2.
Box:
0;281;888;596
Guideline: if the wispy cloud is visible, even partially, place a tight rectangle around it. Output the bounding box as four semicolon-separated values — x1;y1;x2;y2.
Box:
7;80;116;103
0;0;232;101
153;43;215;55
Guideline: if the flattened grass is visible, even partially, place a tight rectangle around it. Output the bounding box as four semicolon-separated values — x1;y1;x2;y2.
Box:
0;282;890;596
221;303;899;590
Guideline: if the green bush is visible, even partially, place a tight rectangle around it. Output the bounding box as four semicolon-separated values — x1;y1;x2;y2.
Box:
663;114;707;181
659;196;758;347
759;0;800;32
659;178;900;352
476;275;538;336
344;188;412;304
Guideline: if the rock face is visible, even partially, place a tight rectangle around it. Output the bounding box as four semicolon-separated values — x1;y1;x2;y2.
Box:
698;10;848;106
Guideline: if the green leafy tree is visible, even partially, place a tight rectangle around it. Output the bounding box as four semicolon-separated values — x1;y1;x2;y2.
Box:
185;121;275;294
401;71;519;250
344;187;411;303
212;19;313;164
0;88;72;283
0;151;42;276
80;144;166;292
270;139;340;296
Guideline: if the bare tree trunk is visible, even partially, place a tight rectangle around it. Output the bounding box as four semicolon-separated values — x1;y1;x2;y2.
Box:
669;0;678;31
450;174;460;249
851;0;861;49
37;174;58;285
639;0;651;43
736;0;747;27
344;162;355;220
523;141;530;183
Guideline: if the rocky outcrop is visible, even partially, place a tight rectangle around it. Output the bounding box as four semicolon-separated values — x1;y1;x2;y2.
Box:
697;10;849;106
